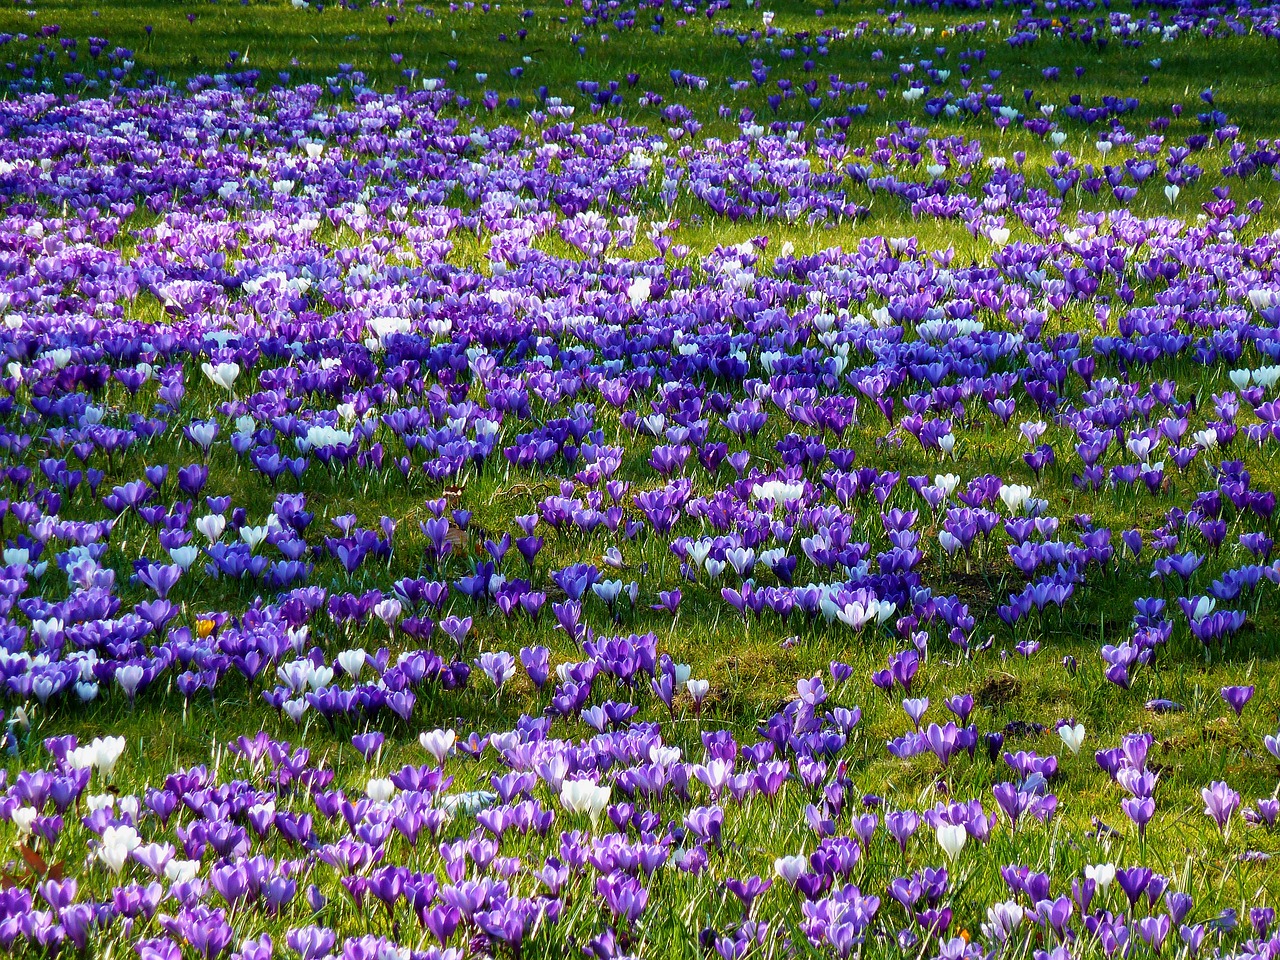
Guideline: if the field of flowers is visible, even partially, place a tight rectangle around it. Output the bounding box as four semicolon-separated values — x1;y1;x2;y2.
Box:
0;0;1278;957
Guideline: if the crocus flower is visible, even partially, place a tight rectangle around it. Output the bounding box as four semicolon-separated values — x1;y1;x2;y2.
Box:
1057;722;1085;755
1219;685;1254;716
1201;781;1241;834
419;729;456;765
560;778;610;827
936;823;967;860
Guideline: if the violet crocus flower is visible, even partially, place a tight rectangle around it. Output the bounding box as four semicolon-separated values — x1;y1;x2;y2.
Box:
725;875;771;912
1218;685;1254;716
902;697;929;729
351;732;384;762
885;810;920;852
944;694;973;723
1201;781;1241;833
1122;797;1156;838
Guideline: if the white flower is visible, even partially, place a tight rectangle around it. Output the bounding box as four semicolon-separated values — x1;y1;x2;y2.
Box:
419;728;456;765
286;626;309;651
773;855;807;884
169;545;199;570
936;823;967;860
371;598;402;627
1248;289;1280;312
70;736;126;775
1057;722;1086;755
752;480;804;511
297;425;354;453
1085;863;1116;890
200;361;240;392
686;679;709;703
1192;428;1218;449
1187;596;1216;620
725;547;755;577
307;665;333;691
836;600;874;630
30;618;62;642
99;824;141;873
96;736;126;773
337;649;367;679
627;276;651;307
239;524;270;551
439;790;497;816
934;473;960;496
1127;436;1154;460
366;778;396;803
999;483;1033;514
982;900;1025;943
165;859;201;884
11;807;37;835
116;664;145;699
195;514;226;543
559;779;611;826
277;660;311;692
186;420;219;451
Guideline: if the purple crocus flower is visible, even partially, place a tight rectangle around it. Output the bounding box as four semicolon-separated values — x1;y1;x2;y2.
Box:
1201;781;1241;833
1218;685;1254;716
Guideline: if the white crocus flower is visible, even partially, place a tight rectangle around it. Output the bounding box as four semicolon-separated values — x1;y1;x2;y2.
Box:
99;825;141;872
200;361;240;392
774;855;807;884
936;823;967;860
1085;863;1116;890
1058;723;1086;755
419;729;456;765
559;779;611;827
